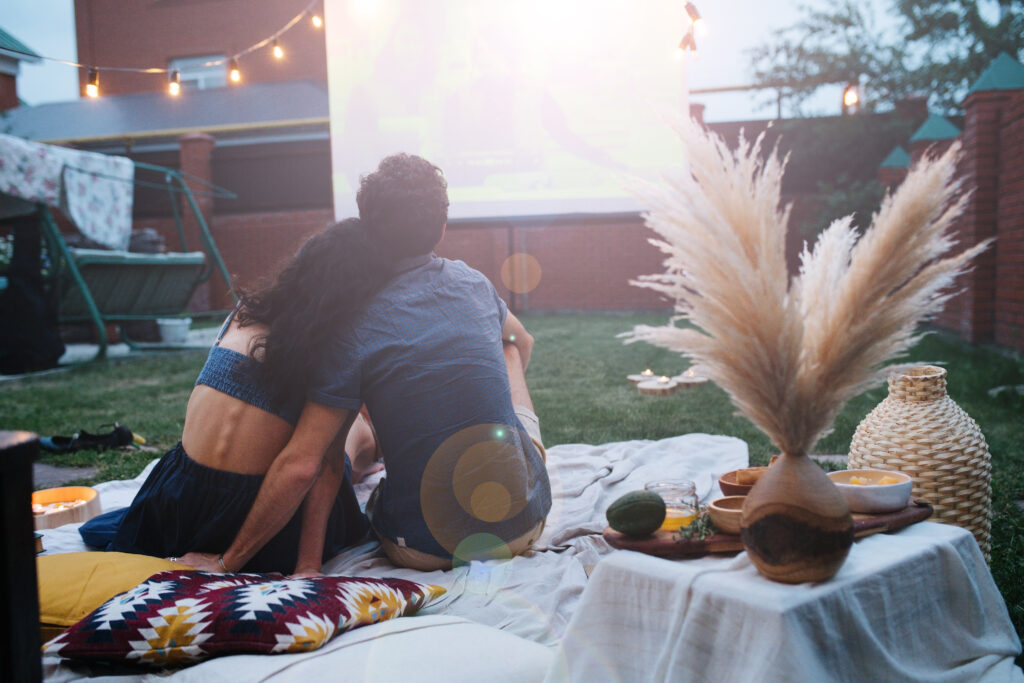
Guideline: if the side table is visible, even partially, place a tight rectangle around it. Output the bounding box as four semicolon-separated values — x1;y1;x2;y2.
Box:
550;522;1022;682
0;431;41;682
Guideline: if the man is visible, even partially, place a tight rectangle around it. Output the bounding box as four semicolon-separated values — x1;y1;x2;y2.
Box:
309;153;551;569
182;154;550;573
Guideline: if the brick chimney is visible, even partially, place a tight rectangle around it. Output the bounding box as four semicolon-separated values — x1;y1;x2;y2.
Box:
0;30;42;111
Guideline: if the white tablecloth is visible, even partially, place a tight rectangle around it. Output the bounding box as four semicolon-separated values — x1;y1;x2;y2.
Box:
549;522;1023;682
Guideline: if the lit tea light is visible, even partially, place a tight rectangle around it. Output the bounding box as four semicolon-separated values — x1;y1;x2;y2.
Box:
627;368;657;384
638;376;679;395
674;366;710;388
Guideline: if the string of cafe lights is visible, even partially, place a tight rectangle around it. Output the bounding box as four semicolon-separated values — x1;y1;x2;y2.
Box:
32;0;324;99
36;1;707;99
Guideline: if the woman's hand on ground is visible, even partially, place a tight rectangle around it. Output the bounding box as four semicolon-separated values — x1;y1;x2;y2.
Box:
175;552;225;572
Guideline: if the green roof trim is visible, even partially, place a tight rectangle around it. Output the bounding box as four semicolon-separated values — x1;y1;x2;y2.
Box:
0;27;40;60
880;146;910;168
909;113;961;142
969;52;1024;93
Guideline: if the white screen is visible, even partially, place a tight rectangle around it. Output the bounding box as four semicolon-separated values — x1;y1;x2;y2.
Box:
326;0;689;220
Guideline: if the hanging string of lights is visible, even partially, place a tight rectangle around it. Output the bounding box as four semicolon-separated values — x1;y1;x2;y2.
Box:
33;0;323;99
678;2;704;57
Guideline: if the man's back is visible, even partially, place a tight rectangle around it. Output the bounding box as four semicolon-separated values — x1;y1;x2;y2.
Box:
311;254;551;559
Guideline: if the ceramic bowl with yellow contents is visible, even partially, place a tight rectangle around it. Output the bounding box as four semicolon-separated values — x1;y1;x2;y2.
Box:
827;469;912;514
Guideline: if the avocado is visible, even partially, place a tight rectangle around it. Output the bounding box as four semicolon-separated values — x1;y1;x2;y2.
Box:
607;490;667;537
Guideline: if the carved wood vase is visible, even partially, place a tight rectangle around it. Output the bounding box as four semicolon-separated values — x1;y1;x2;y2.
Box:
740;453;854;583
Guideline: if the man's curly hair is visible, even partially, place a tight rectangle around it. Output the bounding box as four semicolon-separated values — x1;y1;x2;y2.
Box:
356;153;449;258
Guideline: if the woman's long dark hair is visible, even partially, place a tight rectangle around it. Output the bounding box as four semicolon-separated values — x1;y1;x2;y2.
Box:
235;218;392;403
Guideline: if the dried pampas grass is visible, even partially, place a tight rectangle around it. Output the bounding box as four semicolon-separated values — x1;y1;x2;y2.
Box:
624;117;989;457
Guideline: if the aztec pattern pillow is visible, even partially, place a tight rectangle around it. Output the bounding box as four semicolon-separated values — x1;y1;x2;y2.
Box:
43;571;446;667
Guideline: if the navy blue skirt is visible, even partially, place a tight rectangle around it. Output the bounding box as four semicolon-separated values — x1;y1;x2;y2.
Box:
79;443;368;573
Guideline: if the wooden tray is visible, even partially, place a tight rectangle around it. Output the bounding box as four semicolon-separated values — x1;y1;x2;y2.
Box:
603;498;933;559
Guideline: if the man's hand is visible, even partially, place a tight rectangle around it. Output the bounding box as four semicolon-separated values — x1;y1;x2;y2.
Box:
289;569;324;579
175;552;226;573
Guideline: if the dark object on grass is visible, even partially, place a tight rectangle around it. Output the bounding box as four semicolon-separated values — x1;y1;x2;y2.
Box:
0;214;65;374
39;424;135;453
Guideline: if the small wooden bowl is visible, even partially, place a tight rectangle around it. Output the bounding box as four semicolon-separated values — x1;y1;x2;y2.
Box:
718;467;767;496
32;486;101;530
708;495;745;535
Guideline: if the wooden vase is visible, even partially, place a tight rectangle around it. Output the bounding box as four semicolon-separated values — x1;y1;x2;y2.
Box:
740;453;853;583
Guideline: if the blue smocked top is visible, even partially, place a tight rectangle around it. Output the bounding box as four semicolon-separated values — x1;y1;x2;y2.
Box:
194;307;303;425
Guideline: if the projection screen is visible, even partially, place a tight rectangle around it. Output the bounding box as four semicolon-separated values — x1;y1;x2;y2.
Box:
325;0;690;220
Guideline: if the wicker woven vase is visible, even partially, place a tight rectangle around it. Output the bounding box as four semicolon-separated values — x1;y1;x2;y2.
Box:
849;365;991;556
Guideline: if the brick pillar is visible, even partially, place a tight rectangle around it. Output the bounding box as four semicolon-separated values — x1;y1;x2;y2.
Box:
994;90;1024;350
0;73;18;111
178;133;217;311
938;91;1005;344
690;103;706;126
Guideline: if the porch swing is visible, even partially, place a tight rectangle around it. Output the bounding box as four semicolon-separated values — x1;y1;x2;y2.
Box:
0;134;236;363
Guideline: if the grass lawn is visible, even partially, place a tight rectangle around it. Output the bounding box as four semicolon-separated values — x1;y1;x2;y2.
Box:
3;312;1022;650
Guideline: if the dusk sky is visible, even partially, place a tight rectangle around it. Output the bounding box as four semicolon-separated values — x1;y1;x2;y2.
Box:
3;0;885;122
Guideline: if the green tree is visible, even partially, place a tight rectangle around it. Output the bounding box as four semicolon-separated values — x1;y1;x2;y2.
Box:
750;0;1024;115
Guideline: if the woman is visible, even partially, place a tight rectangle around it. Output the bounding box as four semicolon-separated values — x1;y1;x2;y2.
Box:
80;218;392;575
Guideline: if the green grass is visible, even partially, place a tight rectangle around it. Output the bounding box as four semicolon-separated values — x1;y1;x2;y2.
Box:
3;312;1022;650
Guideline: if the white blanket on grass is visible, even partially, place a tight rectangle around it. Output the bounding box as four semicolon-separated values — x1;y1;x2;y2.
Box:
41;433;748;681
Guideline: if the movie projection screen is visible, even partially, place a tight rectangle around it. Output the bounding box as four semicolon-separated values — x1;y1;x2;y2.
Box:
325;0;689;220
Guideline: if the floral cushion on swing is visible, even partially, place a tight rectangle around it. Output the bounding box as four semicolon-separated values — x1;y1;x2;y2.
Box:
42;570;445;667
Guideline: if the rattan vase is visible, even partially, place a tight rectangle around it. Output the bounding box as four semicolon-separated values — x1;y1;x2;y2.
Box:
849;365;991;556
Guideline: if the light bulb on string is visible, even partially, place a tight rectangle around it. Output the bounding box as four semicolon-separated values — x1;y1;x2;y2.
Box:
86;68;99;98
311;11;323;28
678;29;697;57
168;70;181;96
229;58;241;83
842;83;860;113
272;39;284;59
685;2;704;31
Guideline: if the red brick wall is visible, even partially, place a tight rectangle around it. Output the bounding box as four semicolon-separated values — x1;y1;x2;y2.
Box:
74;0;326;96
0;72;18;111
994;90;1024;349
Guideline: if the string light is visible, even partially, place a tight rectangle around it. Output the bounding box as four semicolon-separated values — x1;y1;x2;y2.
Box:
678;29;697;56
842;83;860;114
24;0;319;99
86;68;99;98
685;2;703;28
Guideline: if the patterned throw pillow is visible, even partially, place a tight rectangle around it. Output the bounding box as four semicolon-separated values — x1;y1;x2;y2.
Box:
43;571;446;667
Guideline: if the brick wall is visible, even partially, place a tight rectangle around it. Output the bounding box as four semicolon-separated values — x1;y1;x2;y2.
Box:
0;73;18;111
994;90;1024;349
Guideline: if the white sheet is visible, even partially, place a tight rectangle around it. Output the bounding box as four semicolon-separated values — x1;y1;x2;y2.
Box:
549;522;1024;683
40;433;749;680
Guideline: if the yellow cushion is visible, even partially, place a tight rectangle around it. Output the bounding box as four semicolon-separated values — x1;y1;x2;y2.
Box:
37;552;192;643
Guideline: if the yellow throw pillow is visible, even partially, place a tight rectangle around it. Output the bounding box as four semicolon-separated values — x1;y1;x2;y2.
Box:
37;552;192;643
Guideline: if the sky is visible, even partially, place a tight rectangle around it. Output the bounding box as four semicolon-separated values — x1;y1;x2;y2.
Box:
3;0;889;122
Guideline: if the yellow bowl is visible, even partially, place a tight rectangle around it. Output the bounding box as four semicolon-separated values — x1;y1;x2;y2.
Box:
32;486;101;530
708;495;746;535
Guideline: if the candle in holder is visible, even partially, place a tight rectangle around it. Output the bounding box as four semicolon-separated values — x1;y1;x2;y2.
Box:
674;367;710;388
627;368;656;384
638;375;678;395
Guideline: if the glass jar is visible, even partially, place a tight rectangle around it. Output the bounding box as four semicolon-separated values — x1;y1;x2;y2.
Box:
645;480;699;531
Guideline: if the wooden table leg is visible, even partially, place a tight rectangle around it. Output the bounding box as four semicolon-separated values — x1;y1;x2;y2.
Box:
0;431;41;682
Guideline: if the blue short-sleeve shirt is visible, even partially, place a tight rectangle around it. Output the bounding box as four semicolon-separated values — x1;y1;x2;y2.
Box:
310;254;551;559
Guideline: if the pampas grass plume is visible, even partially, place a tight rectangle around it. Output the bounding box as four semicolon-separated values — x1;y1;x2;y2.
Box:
625;117;989;457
